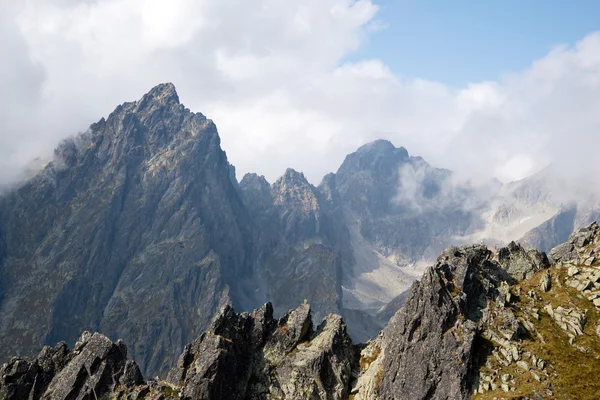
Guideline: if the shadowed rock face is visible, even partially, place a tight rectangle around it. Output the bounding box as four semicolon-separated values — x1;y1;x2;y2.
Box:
0;83;250;376
168;302;357;400
238;168;346;325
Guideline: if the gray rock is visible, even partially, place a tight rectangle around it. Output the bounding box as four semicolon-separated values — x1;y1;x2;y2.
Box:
549;221;599;264
0;332;143;400
540;272;552;292
497;241;550;281
0;83;248;377
168;302;356;400
379;245;512;400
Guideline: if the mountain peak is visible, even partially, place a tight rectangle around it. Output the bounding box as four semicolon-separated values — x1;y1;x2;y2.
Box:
281;168;308;182
139;82;180;106
240;173;271;191
337;139;409;178
356;139;408;158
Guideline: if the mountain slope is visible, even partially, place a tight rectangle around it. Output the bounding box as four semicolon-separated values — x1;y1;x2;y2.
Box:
478;166;600;252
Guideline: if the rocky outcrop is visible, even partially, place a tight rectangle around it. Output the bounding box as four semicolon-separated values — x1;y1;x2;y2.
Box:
377;245;512;400
496;240;550;280
1;303;357;400
167;302;356;400
4;224;600;399
353;223;600;399
549;221;600;264
0;332;143;400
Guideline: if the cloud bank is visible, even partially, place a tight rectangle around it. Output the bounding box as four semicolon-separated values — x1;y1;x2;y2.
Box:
1;0;600;189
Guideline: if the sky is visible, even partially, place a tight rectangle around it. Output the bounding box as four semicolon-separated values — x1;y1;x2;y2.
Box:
355;0;600;85
1;0;600;188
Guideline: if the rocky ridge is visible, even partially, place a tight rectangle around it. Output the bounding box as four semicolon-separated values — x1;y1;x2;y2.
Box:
1;302;357;400
4;223;600;399
351;222;600;400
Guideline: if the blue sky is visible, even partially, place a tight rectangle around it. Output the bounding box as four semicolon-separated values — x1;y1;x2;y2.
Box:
353;0;600;86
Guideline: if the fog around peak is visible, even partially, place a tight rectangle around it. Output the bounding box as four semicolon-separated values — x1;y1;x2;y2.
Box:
1;1;600;196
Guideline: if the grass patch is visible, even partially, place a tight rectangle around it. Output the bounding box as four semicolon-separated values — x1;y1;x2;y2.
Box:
359;344;381;372
473;266;600;400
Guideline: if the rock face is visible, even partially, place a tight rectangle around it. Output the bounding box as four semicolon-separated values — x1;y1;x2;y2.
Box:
0;83;248;376
168;302;356;400
496;240;550;281
548;221;600;264
377;245;512;400
238;169;345;325
237;137;483;342
331;141;476;312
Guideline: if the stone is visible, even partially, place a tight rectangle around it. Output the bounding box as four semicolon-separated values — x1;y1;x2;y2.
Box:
578;281;593;291
567;279;581;288
540;272;552;292
497;241;550;281
517;361;530;371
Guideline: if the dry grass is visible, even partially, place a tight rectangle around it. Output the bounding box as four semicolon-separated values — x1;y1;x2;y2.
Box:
473;266;600;400
359;344;381;372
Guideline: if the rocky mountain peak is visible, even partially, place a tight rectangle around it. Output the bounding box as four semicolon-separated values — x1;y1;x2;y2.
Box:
138;82;180;106
239;172;270;191
351;222;600;399
340;139;409;175
357;139;406;156
496;240;550;281
549;220;600;264
272;168;319;212
277;168;310;187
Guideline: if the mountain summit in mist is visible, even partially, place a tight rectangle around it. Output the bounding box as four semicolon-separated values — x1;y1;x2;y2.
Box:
0;83;598;386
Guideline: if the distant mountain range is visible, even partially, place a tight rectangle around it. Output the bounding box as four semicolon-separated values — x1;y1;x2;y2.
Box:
0;83;597;378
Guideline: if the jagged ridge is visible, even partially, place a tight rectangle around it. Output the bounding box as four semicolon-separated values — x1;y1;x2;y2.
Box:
4;223;600;399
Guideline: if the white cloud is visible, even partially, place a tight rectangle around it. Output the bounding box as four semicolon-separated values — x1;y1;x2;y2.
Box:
1;0;600;193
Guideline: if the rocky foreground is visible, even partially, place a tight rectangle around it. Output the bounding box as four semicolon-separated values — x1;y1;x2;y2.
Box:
3;223;600;399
